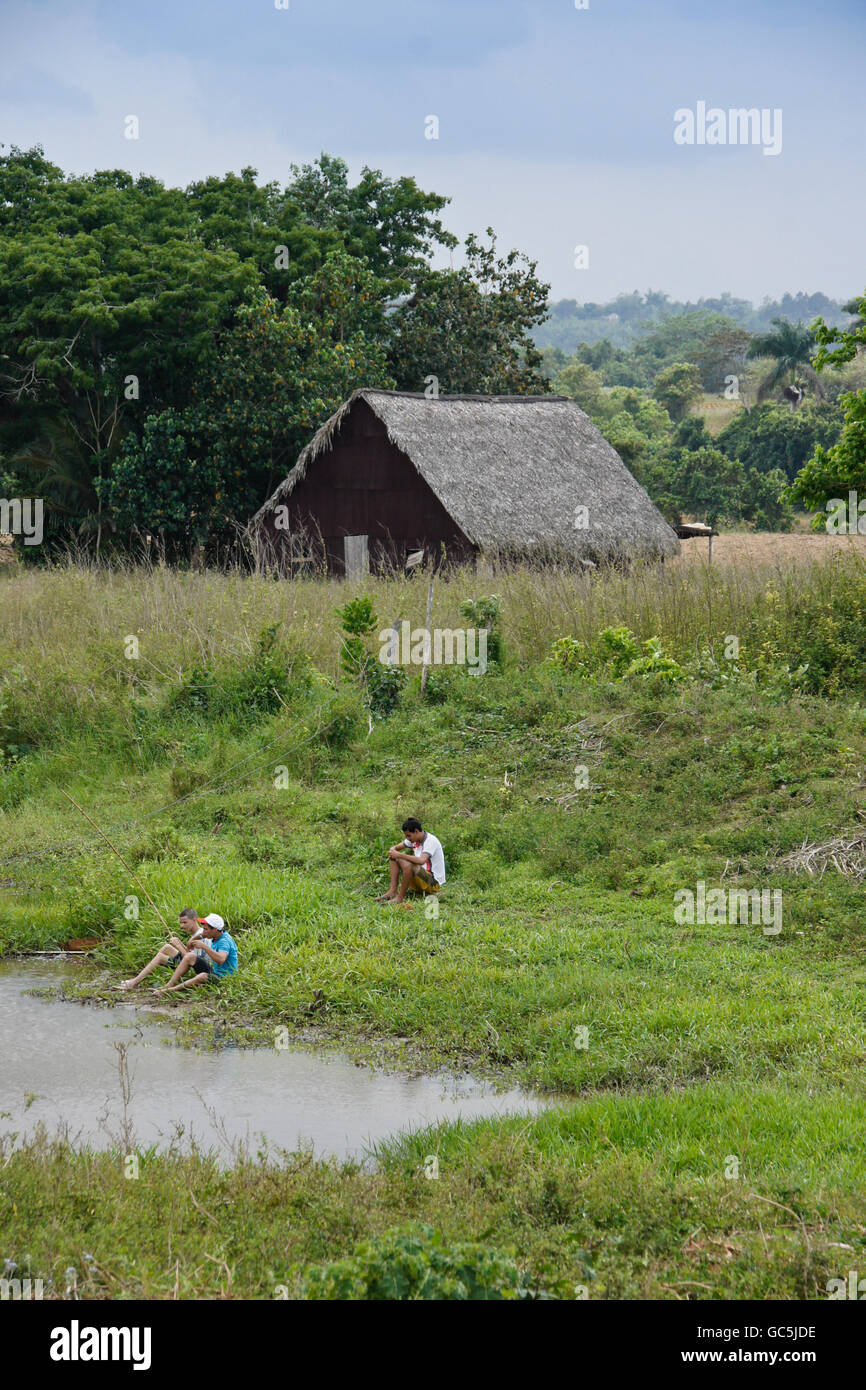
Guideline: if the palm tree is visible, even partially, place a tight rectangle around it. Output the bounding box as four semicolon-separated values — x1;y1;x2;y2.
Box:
747;318;825;407
12;421;104;549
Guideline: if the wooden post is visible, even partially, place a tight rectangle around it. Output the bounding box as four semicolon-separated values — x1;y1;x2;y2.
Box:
420;576;435;696
708;533;714;564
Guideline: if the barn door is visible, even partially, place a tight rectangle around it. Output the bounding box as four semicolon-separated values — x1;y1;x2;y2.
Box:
343;534;369;580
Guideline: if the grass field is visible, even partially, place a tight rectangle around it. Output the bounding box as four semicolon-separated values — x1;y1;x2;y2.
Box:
2;544;866;1299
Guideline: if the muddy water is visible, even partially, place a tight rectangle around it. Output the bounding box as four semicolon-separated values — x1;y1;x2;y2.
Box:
0;961;548;1163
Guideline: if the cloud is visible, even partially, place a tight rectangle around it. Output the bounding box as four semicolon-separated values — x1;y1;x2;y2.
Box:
1;0;863;301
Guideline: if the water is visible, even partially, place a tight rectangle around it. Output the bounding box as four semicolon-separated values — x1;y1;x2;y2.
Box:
0;961;548;1163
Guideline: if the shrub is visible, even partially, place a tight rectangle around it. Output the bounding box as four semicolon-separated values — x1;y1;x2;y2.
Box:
549;636;589;674
296;1225;542;1300
460;849;502;890
171;624;310;722
549;626;684;683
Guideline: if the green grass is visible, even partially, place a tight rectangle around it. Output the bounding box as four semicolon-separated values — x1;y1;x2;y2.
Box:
2;555;866;1298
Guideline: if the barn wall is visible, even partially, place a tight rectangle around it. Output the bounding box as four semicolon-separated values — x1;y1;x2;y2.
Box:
258;400;476;574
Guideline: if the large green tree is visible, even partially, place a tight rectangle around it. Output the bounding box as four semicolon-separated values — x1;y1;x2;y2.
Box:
286;154;456;298
0;146;256;547
651;361;704;421
1;146;552;554
717;401;843;482
106;253;394;549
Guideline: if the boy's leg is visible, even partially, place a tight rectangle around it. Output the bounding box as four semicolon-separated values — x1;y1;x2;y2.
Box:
160;971;210;994
377;853;403;902
117;946;176;990
392;858;416;904
157;950;197;990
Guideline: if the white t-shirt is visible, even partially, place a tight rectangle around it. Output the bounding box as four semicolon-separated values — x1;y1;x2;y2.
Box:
420;832;446;885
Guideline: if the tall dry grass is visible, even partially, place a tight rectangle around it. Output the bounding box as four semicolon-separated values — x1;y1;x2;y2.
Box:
1;542;862;700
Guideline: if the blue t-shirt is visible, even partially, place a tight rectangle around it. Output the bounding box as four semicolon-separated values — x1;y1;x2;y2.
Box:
211;931;238;978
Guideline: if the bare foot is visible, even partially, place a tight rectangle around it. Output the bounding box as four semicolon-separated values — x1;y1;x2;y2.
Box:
375;894;394;903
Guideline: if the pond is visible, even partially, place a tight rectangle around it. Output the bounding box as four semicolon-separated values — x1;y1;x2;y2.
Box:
0;960;549;1163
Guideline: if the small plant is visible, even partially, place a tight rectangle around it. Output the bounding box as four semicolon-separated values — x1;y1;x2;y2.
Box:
549;636;590;674
335;596;379;681
0;667;31;761
171;624;310;722
335;595;406;718
622;635;685;683
459;594;503;666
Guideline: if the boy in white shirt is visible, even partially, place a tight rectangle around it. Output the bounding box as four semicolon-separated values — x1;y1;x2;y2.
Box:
377;816;446;907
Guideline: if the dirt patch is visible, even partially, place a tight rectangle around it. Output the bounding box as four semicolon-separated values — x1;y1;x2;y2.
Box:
671;532;866;568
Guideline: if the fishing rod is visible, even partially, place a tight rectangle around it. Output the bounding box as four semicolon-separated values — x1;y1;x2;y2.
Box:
59;788;172;935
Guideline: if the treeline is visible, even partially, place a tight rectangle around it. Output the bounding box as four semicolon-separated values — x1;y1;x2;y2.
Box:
542;303;866;530
0;147;548;556
536;289;854;354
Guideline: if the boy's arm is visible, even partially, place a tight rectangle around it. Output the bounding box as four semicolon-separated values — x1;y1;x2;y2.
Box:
197;940;228;964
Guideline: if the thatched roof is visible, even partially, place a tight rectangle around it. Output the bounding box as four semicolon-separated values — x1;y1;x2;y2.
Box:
252;389;679;562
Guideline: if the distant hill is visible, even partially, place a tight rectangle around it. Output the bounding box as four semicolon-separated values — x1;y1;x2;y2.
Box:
535;290;854;354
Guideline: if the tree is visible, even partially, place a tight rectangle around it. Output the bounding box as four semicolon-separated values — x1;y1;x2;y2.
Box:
694;325;753;393
184;165;337;302
788;393;866;521
286;154;456;297
739;467;793;530
634;310;738;384
590;389;673;480
717;402;843;482
387;229;549;394
746;318;825;405
553;361;604;414
642;417;790;530
810;292;866;370
787;293;866;521
659;444;744;528
652;362;703;421
0;146;257;548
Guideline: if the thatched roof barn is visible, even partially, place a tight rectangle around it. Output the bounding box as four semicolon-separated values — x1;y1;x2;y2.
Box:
250;389;679;575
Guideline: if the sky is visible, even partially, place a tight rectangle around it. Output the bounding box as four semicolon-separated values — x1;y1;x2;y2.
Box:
2;0;864;304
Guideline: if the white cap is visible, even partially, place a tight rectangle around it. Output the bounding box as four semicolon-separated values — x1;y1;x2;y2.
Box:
202;913;225;931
